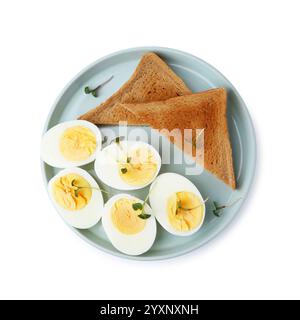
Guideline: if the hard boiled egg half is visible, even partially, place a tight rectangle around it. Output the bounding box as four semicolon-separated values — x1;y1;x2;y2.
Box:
102;194;157;255
95;140;161;190
149;173;206;236
48;167;104;229
41;120;102;168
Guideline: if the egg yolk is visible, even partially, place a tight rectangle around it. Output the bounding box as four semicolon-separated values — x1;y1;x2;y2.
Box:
167;191;204;232
111;198;146;235
60;126;96;161
53;174;92;211
118;148;157;186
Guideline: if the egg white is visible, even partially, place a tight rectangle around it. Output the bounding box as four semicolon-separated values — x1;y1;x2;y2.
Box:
41;120;102;168
48;167;104;229
102;194;157;256
149;172;206;236
94;140;161;190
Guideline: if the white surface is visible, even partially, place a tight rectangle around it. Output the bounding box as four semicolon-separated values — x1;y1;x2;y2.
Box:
0;0;299;300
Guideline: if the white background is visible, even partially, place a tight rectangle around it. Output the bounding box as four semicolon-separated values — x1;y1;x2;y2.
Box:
0;0;299;300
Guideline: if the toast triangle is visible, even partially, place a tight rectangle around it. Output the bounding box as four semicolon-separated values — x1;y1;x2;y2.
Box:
111;88;236;189
79;52;191;123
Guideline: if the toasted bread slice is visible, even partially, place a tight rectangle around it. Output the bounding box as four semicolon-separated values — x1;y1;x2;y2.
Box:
79;52;191;123
111;88;236;189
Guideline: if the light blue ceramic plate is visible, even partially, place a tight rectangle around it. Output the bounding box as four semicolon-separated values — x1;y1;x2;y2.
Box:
42;47;256;260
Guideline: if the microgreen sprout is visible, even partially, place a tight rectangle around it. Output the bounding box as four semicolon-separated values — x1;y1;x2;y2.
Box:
175;197;209;214
84;75;113;98
131;187;153;220
101;136;108;145
71;179;109;198
111;136;125;145
212;197;242;217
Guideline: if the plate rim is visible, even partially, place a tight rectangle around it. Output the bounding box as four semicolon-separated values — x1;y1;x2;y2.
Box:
41;46;256;261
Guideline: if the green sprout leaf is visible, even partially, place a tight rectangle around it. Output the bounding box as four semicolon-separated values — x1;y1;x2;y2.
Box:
138;213;151;220
121;168;127;174
175;199;182;215
112;136;125;145
102;136;108;145
177;200;182;209
213;204;228;217
132;201;151;219
132;203;143;211
84;86;91;94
